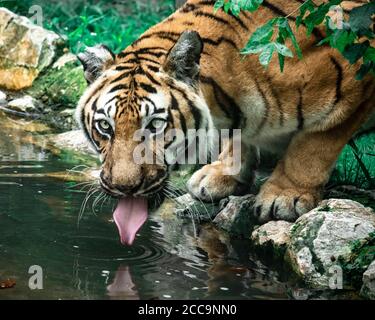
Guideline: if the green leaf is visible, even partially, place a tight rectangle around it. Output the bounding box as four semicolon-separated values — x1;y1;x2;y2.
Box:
214;0;225;13
343;41;370;64
247;19;275;44
364;46;375;64
241;43;268;54
259;43;275;66
278;53;285;72
237;0;264;12
296;0;315;27
230;3;241;16
355;62;374;80
303;1;339;36
330;29;357;53
349;2;375;36
274;42;294;57
224;1;231;13
284;21;303;59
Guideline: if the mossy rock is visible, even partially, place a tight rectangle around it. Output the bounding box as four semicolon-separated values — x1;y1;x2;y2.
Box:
339;231;375;289
287;199;375;289
26;59;86;110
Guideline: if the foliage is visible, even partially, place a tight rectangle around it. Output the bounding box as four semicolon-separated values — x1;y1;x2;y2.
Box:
216;0;375;193
330;132;375;190
26;61;87;109
338;231;375;288
2;0;175;53
215;0;375;79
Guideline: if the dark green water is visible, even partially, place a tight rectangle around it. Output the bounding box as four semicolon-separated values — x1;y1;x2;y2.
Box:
0;116;293;300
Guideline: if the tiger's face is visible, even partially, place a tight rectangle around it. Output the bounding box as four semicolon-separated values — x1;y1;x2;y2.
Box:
76;32;212;244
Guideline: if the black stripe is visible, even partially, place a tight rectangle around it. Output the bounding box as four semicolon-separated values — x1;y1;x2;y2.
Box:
264;74;284;126
82;82;106;107
110;71;131;84
144;103;150;116
196;0;249;30
168;83;202;131
133;31;180;46
117;51;135;59
135;31;239;51
115;65;133;71
181;3;197;12
138;51;166;58
81;106;92;147
95;109;106;115
194;10;247;32
253;79;270;135
200;76;244;129
142;96;157;110
168;108;175;128
196;0;216;5
107;105;113;117
146;65;160;73
262;0;288;17
91;98;98;113
296;88;304;130
153;108;167;115
109;84;128;94
133;47;168;55
202;36;239;50
144;70;162;86
194;11;231;27
330;56;343;105
171;93;187;135
230;12;249;31
139;83;157;94
136;57;161;65
121;57;160;65
188;100;202;131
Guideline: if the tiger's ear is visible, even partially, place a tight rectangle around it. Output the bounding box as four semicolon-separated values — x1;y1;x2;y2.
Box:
77;45;116;84
163;31;203;86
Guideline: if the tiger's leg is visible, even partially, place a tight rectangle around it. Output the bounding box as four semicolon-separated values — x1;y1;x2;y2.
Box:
255;97;374;223
187;139;259;202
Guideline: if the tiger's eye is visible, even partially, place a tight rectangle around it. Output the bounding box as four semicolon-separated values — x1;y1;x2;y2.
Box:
99;120;111;131
151;119;165;130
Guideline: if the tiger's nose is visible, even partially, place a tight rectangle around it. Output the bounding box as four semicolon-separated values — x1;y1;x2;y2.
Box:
100;171;143;195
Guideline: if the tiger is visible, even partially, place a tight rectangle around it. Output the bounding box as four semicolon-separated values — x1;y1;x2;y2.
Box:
76;0;375;245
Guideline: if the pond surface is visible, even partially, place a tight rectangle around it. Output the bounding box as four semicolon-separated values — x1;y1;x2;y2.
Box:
0;114;311;300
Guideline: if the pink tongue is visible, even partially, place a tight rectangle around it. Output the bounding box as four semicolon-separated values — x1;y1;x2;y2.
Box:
113;197;148;246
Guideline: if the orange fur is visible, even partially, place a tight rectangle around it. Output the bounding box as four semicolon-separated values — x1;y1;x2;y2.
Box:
77;0;375;223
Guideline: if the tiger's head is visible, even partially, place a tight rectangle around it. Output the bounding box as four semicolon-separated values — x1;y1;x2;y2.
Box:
76;31;213;245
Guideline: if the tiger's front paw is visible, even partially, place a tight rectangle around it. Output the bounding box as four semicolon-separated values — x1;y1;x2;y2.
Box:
187;162;249;203
254;181;320;223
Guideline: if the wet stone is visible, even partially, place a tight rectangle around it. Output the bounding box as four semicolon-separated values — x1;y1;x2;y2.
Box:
361;261;375;300
287;199;375;289
8;95;42;113
174;193;219;221
213;194;257;237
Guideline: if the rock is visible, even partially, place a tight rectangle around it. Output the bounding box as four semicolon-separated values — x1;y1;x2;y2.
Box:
213;195;256;236
174;193;219;221
361;261;375;300
287;199;375;289
8;95;42;113
251;221;292;248
51;130;97;156
0;90;6;104
0;8;63;90
57;108;80;131
52;53;77;69
26;59;86;111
